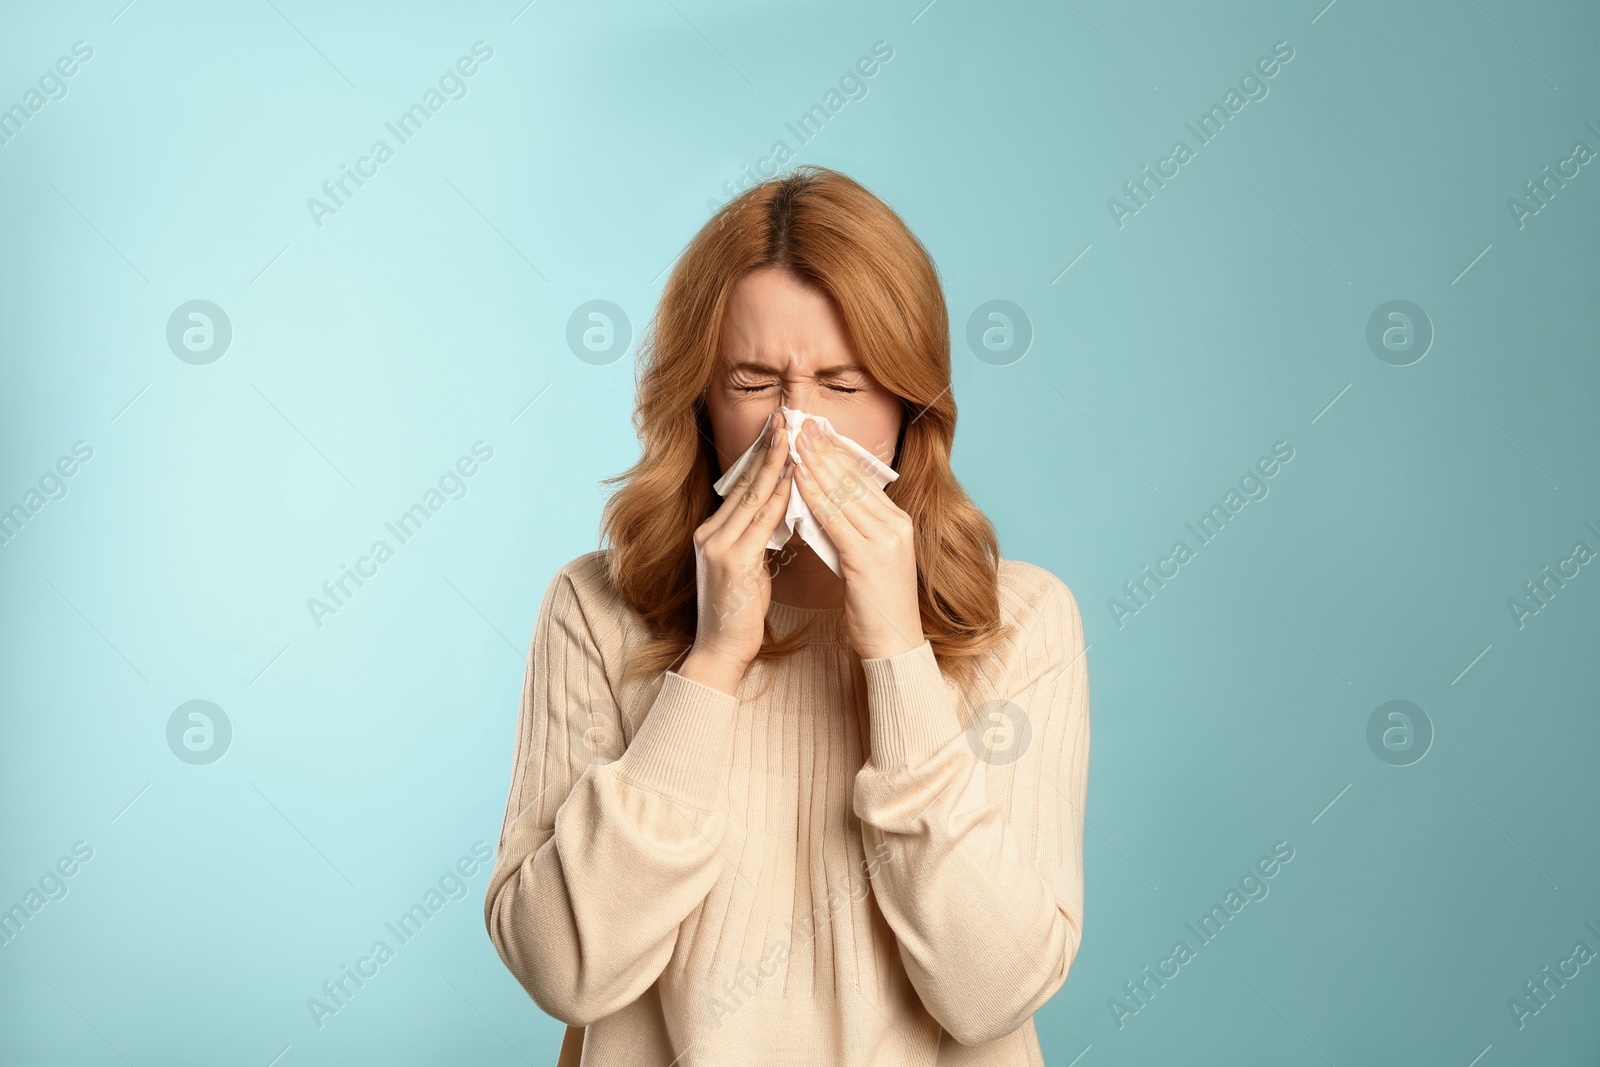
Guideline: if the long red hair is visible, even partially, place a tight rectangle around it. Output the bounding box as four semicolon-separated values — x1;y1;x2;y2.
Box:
600;165;1011;689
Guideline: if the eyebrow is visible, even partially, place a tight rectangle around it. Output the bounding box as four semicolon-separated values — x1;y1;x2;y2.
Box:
725;360;864;378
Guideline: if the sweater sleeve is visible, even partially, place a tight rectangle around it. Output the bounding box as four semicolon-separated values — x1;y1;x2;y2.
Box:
483;563;741;1027
851;571;1090;1047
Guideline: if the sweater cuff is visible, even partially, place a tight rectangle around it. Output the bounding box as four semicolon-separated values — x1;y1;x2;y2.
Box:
860;640;963;770
615;669;739;813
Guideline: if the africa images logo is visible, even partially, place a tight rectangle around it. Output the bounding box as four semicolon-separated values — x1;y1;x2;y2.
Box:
305;41;495;229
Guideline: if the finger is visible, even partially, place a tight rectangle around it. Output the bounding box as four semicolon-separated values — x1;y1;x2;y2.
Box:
702;410;780;534
797;425;893;528
709;412;790;543
732;464;794;557
791;445;868;558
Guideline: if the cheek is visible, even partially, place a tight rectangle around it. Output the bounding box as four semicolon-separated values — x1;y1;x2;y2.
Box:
828;410;900;464
708;402;771;464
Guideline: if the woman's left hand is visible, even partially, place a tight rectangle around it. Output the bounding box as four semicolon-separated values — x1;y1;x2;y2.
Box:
793;419;926;660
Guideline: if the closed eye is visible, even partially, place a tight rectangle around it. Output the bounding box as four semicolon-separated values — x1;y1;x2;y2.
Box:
735;384;860;394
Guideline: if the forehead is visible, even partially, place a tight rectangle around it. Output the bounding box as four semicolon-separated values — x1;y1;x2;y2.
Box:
717;268;859;370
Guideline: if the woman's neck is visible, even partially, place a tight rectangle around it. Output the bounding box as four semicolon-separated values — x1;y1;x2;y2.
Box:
767;541;845;609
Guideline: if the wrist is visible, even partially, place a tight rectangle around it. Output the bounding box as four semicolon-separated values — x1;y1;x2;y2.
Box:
679;645;749;697
855;632;927;662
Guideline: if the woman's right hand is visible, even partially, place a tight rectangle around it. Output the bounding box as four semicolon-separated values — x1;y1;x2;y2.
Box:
685;410;794;688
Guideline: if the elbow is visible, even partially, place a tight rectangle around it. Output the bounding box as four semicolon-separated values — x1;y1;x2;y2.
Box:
942;1016;1015;1049
483;896;596;1026
939;925;1083;1048
483;882;653;1028
922;980;1040;1048
526;982;612;1030
937;993;1052;1048
510;961;650;1029
483;888;589;1026
939;1001;1035;1048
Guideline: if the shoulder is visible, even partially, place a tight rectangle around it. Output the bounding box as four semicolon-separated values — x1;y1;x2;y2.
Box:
984;558;1087;688
538;548;640;639
551;548;614;595
997;558;1083;638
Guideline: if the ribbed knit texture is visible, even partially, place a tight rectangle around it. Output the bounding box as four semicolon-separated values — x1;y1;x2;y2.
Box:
484;549;1090;1067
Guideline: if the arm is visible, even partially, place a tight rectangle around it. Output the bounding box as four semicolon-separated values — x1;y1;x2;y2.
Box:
851;573;1090;1046
483;564;741;1026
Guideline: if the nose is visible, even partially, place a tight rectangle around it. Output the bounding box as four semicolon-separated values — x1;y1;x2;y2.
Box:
780;383;817;412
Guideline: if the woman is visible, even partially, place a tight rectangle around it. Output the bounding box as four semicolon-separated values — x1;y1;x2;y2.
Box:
483;166;1090;1066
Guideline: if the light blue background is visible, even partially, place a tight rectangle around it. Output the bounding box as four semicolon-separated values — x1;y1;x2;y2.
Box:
2;0;1597;1064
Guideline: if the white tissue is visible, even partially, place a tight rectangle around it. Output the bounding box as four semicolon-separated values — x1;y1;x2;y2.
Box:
711;405;899;577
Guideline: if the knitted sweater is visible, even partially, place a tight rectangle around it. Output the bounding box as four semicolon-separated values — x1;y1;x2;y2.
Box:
483;549;1090;1066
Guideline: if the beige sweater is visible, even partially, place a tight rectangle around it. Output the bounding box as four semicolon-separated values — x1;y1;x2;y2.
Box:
484;549;1090;1066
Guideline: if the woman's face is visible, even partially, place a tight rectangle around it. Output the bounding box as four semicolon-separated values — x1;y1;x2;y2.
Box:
705;267;904;478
